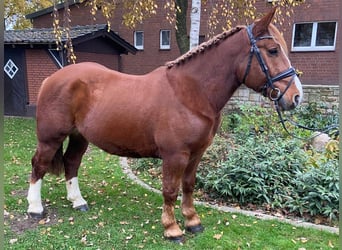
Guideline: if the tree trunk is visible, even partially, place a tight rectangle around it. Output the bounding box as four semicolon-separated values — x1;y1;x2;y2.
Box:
189;0;201;50
175;0;189;55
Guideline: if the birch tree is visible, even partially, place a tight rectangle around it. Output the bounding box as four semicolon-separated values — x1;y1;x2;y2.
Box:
189;0;201;50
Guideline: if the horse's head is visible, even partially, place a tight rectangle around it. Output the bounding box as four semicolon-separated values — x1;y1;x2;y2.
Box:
238;8;303;111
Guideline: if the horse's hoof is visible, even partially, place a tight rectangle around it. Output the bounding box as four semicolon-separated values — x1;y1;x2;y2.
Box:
75;204;89;212
28;212;45;219
165;235;186;244
186;224;204;234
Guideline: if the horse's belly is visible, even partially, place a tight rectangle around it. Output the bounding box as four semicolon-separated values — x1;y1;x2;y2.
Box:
83;128;159;158
99;143;160;158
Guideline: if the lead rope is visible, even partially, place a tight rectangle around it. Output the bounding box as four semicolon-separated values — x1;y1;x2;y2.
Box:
274;101;339;141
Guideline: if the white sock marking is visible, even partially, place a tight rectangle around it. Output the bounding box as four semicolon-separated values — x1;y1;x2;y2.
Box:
66;177;87;208
27;179;44;214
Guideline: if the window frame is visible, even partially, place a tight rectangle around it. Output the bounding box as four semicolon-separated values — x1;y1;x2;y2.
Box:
291;21;338;52
160;30;171;50
48;49;64;68
134;31;144;50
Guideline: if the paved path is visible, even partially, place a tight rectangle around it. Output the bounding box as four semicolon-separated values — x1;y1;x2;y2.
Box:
119;157;339;235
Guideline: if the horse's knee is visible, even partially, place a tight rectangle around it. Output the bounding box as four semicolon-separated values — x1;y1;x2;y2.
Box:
162;187;179;204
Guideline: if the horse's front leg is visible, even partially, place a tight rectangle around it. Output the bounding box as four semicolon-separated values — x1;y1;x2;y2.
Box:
182;155;204;234
161;152;189;243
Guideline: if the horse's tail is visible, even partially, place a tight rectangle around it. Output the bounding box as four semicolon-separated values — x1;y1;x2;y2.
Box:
47;145;64;176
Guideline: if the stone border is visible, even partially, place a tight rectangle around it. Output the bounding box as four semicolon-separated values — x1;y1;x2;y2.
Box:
119;157;339;235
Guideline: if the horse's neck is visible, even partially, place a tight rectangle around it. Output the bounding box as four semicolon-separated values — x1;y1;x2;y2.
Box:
168;35;244;114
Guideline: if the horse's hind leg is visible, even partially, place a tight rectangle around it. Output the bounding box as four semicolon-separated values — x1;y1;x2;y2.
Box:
64;132;89;211
28;140;64;218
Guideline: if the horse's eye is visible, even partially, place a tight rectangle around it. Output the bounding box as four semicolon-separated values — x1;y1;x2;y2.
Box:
268;48;278;56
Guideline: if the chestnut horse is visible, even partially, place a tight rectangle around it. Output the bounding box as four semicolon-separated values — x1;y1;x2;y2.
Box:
27;9;302;242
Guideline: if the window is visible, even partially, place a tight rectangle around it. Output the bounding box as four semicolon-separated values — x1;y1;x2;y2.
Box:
292;22;338;51
4;59;18;79
160;30;171;50
48;49;64;68
134;31;144;50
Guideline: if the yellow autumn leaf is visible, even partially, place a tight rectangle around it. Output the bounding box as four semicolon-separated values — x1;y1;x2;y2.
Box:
213;232;223;240
328;240;334;248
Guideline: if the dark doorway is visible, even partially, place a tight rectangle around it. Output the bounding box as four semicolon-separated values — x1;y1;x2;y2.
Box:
4;48;28;116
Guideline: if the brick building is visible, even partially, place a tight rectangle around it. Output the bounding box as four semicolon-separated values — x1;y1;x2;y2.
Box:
26;0;340;85
4;0;340;115
4;24;136;116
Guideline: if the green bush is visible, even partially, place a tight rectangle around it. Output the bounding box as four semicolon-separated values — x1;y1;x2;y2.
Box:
290;102;339;130
197;103;339;222
285;159;339;221
197;136;307;206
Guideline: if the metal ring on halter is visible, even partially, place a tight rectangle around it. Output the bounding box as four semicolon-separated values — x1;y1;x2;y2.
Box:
269;88;281;101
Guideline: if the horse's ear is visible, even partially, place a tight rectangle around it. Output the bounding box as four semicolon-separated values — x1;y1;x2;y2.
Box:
252;7;277;37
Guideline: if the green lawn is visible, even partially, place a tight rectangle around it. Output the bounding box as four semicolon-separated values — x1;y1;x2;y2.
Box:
4;117;339;249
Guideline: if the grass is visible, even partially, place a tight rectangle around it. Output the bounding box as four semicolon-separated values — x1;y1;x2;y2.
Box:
4;117;339;249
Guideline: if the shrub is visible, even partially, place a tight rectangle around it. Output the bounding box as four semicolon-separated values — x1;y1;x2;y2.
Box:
197;135;307;206
290;102;339;131
285;159;339;221
197;103;339;222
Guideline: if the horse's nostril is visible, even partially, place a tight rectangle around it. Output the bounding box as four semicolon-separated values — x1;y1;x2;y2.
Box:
293;95;300;106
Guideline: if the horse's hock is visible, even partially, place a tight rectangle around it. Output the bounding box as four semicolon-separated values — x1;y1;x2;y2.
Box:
226;85;339;112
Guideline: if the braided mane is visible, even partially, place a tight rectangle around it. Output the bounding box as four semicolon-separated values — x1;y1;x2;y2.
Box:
165;26;244;68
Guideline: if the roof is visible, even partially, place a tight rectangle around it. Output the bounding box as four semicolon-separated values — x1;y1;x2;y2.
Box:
5;24;137;54
26;0;83;20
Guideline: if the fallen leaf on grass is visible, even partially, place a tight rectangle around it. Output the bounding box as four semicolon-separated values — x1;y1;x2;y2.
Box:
126;235;133;240
328;240;334;248
213;232;223;240
9;239;18;244
297;237;308;243
38;217;50;225
68;217;74;225
80;235;87;245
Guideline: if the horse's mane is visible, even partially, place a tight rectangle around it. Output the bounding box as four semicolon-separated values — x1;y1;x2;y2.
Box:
165;26;244;68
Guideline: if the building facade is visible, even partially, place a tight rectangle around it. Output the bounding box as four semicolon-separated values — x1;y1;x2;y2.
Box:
27;0;340;86
5;0;340;115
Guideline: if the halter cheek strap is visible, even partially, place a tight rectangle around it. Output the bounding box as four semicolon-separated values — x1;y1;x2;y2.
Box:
242;24;297;101
242;25;338;140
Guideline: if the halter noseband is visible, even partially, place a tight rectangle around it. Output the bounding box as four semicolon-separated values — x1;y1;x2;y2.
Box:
242;24;297;102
